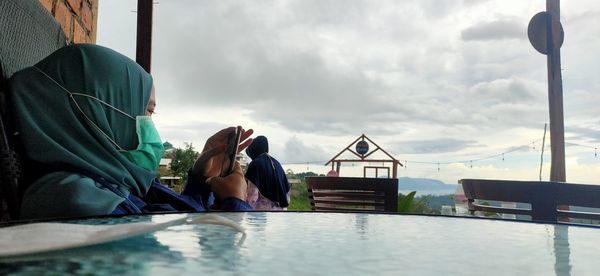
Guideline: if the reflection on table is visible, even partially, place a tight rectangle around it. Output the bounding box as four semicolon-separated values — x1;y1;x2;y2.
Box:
1;212;600;275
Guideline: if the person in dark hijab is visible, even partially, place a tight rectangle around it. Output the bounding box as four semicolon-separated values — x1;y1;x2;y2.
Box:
244;136;290;210
9;44;253;219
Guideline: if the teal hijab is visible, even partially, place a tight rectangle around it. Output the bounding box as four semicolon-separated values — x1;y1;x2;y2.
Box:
9;44;155;218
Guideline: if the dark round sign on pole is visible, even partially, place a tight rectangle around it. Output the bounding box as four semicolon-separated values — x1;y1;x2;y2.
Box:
528;11;564;55
356;141;369;155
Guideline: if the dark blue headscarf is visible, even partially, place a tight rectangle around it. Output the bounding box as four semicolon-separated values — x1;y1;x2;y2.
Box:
245;136;290;207
246;136;269;159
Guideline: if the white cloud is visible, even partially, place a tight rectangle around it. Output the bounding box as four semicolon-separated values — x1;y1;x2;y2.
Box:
461;19;525;41
281;136;330;164
98;0;600;184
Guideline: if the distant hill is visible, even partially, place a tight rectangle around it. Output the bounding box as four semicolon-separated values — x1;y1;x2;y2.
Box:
398;177;457;191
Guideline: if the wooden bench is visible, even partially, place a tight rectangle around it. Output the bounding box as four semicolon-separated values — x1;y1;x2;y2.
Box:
555;183;600;221
460;178;600;223
306;176;398;212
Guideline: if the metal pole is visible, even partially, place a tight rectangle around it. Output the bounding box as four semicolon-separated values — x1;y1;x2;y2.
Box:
136;0;153;73
546;0;566;182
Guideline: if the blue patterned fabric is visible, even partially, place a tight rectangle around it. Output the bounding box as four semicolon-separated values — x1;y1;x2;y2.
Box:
112;171;252;214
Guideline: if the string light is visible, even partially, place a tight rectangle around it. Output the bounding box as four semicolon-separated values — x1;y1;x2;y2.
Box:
565;142;599;158
277;139;599;171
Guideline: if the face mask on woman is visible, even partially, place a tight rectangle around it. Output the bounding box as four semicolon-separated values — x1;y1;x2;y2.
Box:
33;67;164;171
119;116;164;171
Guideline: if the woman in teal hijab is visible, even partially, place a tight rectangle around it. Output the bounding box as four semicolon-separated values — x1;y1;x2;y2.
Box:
9;44;252;219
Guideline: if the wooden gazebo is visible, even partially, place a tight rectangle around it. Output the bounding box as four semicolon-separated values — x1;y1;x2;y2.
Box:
325;134;402;178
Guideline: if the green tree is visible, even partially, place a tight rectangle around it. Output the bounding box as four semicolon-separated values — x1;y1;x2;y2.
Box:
169;143;199;187
286;170;316;211
294;171;324;181
288;180;311;211
398;191;432;213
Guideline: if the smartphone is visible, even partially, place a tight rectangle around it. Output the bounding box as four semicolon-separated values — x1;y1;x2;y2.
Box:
220;126;242;177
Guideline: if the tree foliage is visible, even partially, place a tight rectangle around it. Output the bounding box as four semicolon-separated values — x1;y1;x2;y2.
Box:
397;191;430;213
293;171;324;181
288;171;318;211
288;180;312;211
169;143;199;184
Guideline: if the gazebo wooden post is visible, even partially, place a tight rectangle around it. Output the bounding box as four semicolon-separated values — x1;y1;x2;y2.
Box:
545;0;570;221
392;160;398;178
546;0;565;182
136;0;153;73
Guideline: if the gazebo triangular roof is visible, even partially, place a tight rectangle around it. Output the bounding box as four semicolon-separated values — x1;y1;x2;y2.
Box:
325;134;402;166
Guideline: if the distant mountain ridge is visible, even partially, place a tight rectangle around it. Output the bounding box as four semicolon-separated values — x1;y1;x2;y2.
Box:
398;177;457;191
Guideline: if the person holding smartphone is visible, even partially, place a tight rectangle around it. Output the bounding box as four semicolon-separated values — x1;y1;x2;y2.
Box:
9;44;254;219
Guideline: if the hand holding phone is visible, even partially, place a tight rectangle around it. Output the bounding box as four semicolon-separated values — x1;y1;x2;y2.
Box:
192;126;253;181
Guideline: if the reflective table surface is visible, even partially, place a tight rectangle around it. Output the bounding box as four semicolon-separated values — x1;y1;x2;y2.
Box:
1;212;599;275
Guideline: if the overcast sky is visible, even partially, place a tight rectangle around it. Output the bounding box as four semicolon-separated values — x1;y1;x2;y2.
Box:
97;0;600;184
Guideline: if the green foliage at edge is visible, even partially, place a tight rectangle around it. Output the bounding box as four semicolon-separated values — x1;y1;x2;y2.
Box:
288;180;311;211
287;170;318;211
168;143;199;192
398;191;430;213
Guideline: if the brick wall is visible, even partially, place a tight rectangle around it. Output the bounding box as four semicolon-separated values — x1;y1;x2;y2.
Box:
38;0;99;44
